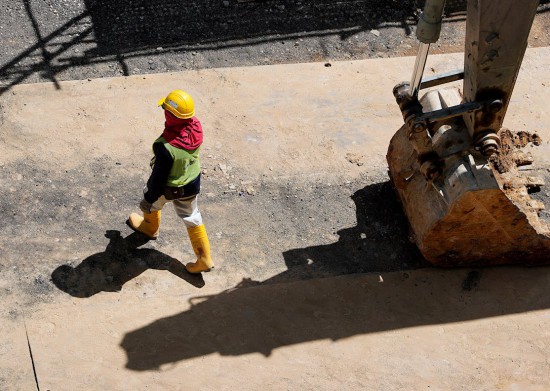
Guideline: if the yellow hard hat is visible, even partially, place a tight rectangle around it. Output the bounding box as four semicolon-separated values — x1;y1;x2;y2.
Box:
157;89;195;119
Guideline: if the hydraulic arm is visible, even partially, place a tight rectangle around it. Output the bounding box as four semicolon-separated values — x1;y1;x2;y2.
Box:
386;0;550;266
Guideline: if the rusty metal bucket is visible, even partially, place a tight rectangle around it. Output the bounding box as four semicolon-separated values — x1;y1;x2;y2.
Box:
387;126;550;267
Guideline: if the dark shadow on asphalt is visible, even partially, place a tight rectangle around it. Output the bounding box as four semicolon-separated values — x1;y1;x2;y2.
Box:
51;230;204;297
270;181;427;284
2;0;550;94
0;0;420;94
83;0;422;54
119;181;550;371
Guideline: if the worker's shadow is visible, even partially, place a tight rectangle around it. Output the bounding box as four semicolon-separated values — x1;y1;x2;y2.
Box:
118;182;550;371
51;230;204;297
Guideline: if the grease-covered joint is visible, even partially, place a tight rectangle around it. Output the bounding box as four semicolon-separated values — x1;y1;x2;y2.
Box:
468;95;505;155
467;87;507;140
393;81;414;103
408;122;434;158
419;153;444;181
393;82;423;124
486;99;503;114
412;121;427;133
393;81;439;178
474;131;501;156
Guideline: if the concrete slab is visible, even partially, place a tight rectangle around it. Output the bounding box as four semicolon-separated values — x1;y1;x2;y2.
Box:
0;320;37;390
23;268;550;390
2;48;549;175
1;48;550;390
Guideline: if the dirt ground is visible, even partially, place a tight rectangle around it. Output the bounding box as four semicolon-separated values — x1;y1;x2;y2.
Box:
1;3;550;389
1;45;550;391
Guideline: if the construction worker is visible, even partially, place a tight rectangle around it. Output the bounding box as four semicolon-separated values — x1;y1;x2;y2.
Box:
127;89;214;274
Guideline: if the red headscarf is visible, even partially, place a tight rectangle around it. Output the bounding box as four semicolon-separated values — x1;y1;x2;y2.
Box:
162;111;203;150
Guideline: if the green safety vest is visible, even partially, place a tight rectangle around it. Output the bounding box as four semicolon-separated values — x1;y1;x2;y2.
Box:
152;136;201;187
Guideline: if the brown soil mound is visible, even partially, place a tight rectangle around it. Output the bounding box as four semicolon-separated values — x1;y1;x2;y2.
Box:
490;128;549;235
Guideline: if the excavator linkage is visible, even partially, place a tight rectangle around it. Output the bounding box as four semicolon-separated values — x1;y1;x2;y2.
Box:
387;0;550;266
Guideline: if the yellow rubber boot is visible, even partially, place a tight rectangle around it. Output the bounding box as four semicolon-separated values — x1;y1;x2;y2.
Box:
127;211;161;239
185;224;214;273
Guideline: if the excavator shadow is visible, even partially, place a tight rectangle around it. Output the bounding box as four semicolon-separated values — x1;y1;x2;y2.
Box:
273;181;428;284
51;230;204;297
120;264;550;371
119;181;550;371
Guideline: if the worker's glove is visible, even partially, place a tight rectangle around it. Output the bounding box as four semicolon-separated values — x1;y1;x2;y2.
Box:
139;199;153;214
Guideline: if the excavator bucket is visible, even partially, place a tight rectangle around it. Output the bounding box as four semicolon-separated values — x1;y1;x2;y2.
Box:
387;0;550;266
387;121;550;267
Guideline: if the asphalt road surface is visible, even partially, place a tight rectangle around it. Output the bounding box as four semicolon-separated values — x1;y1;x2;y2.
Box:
1;0;550;95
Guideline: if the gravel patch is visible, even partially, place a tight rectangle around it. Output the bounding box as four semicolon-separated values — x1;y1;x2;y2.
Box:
1;0;549;93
